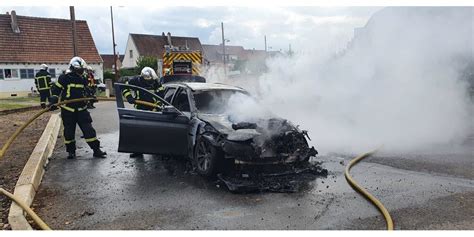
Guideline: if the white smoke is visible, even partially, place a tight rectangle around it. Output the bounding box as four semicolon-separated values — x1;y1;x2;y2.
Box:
205;7;473;154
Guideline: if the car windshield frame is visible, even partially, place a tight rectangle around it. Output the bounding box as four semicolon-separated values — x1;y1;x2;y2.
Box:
191;88;257;115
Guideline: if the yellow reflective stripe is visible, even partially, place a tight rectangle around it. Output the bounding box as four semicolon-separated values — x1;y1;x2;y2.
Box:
85;137;98;142
55;82;63;89
64;139;75;144
35;76;50;89
77;106;88;111
66;84;85;98
61;105;87;112
123;91;132;97
43;77;49;88
136;90;140;99
60;105;75;112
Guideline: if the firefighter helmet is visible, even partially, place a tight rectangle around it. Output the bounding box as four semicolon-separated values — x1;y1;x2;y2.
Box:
141;67;157;80
40;64;48;70
69;56;87;74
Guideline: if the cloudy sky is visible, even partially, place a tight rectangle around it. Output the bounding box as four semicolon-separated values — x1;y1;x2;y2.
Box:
0;6;381;55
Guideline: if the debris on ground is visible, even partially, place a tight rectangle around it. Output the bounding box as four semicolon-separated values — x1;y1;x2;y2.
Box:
79;210;95;217
217;162;328;193
159;155;328;193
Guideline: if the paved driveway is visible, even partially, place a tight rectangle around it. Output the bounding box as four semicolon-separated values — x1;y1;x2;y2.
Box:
33;101;474;230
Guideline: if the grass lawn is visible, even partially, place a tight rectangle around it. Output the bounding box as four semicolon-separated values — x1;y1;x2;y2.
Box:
0;96;40;111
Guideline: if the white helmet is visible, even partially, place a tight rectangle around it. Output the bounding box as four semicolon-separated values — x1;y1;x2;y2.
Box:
40;64;48;70
141;67;157;80
69;56;87;73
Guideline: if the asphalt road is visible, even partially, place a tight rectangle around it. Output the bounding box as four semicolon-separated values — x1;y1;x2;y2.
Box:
33;101;474;230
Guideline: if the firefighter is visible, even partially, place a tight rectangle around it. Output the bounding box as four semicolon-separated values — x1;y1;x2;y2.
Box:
85;66;97;109
122;67;165;111
48;56;107;159
34;64;52;109
122;67;165;158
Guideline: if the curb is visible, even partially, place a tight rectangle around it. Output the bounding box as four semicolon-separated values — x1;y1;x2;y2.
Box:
7;113;61;230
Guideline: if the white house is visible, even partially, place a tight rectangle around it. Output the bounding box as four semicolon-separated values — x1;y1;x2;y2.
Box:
0;11;103;98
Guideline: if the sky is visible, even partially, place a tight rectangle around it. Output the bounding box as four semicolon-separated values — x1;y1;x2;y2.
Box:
0;6;381;55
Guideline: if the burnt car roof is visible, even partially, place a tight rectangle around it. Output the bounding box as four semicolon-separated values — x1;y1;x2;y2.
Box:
166;82;246;92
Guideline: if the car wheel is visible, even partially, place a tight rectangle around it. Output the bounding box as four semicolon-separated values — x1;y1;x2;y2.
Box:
194;135;220;177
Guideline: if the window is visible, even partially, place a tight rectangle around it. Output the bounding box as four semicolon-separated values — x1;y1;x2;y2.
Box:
171;88;190;112
49;68;56;78
163;87;176;103
129;50;133;58
20;69;35;79
3;69;18;79
0;69;3;79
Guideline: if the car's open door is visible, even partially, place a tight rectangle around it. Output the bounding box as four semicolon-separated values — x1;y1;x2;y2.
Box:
114;83;189;156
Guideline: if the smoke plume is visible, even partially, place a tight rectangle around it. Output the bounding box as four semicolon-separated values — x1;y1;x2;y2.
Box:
205;7;473;154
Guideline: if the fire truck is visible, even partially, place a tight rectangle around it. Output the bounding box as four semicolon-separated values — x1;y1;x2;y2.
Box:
160;50;202;76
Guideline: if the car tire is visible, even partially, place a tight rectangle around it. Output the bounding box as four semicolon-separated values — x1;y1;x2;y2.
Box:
194;135;221;177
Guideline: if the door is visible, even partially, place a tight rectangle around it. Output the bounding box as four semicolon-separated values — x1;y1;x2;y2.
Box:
115;83;189;156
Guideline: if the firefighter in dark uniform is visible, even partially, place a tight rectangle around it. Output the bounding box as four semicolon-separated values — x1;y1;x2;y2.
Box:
34;64;52;109
122;67;165;158
49;56;107;159
85;66;97;109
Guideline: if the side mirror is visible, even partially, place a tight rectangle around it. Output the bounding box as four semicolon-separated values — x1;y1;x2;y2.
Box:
162;105;180;116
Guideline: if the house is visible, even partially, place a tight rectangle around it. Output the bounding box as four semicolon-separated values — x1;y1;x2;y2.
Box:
202;44;246;66
0;11;103;98
121;32;203;68
202;43;284;74
101;54;124;71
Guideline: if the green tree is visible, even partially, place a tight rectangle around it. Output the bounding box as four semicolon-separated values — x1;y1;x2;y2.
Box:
136;56;158;74
103;70;115;80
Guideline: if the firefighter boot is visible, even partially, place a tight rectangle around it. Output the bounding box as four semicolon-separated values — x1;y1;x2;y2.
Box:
93;148;107;158
67;151;76;159
41;103;46;109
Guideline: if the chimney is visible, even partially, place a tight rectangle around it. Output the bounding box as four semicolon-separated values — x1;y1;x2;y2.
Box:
166;32;172;47
10;10;20;33
161;32;165;36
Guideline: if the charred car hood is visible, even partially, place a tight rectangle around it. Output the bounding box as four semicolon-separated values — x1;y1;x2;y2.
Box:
198;114;293;141
197;113;317;163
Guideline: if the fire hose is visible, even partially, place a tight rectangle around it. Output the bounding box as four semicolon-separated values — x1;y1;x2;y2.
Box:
0;97;160;230
344;149;394;230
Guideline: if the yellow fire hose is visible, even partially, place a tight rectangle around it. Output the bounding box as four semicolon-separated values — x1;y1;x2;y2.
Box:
0;188;52;230
344;149;394;230
0;97;160;230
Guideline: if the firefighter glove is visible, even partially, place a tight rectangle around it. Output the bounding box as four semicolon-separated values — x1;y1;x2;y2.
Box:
126;96;136;104
48;103;58;111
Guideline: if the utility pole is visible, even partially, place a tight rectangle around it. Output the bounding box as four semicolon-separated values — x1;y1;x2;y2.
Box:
264;35;267;52
70;6;78;56
221;22;227;77
110;6;119;81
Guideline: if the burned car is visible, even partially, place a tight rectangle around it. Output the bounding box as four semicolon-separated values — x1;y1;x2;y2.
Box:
115;82;317;177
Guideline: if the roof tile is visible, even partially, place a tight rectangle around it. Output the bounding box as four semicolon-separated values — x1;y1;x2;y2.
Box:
0;13;102;64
